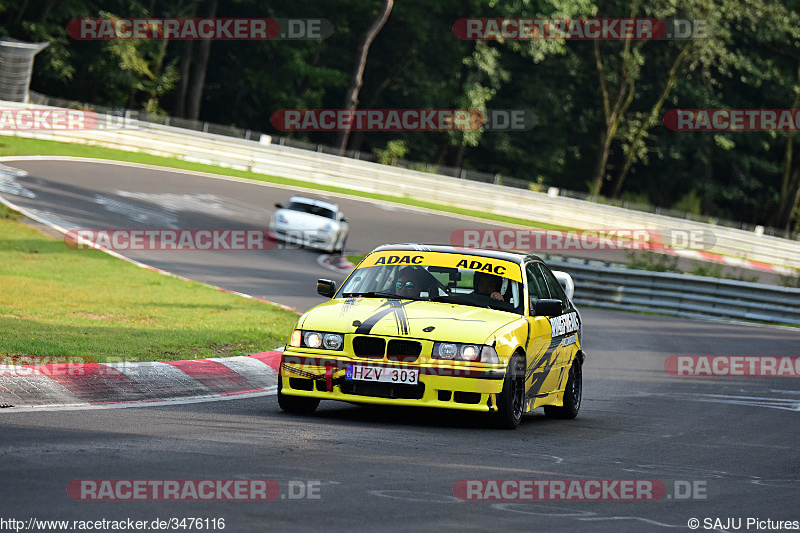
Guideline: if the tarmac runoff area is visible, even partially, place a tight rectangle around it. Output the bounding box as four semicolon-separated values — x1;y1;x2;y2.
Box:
0;351;281;411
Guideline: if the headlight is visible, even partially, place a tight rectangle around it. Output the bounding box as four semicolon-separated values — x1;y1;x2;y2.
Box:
433;342;493;362
321;224;335;232
323;333;343;350
461;345;480;361
290;330;344;351
276;214;288;224
303;331;323;348
434;343;458;359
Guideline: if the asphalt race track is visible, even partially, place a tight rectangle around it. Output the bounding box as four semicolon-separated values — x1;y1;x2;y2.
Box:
2;158;799;532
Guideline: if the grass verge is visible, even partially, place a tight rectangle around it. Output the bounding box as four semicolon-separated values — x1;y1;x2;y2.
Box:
347;254;366;266
0;202;298;363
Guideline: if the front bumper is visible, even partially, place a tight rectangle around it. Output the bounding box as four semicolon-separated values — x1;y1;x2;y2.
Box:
269;226;337;251
280;351;506;412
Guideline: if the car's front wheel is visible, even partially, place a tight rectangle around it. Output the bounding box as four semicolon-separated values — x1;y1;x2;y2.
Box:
544;359;582;419
492;353;525;429
277;375;320;415
333;231;348;254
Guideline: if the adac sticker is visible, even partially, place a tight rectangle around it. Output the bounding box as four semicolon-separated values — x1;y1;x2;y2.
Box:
372;255;424;265
361;251;522;282
455;259;506;276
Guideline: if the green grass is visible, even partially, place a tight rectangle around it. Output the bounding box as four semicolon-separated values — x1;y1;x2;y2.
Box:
0;134;571;232
347;254;366;266
0;202;298;363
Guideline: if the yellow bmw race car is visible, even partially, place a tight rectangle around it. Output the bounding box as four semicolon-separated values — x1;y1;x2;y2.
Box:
277;244;586;429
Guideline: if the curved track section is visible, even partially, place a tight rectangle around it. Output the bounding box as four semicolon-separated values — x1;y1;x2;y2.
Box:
1;158;799;532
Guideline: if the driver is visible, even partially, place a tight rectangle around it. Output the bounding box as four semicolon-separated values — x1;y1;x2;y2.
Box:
473;271;505;301
393;267;425;299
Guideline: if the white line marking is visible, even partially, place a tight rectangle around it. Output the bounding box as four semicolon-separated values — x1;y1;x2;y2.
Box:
116;191;265;220
95;193;179;228
491;503;685;529
0;388;276;413
643;392;800;412
367;490;462;503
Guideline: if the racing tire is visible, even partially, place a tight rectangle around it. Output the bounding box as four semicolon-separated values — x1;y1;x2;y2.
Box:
277;375;320;415
333;232;348;255
544;359;582;420
491;353;525;429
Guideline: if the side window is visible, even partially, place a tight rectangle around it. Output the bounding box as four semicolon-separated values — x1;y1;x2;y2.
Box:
537;264;569;309
525;263;550;312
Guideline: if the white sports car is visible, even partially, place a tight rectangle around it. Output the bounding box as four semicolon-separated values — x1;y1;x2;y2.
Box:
269;196;349;253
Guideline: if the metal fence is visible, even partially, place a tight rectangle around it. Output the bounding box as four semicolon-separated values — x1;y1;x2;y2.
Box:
24;91;797;239
549;258;800;325
27;91;515;186
5;97;800;272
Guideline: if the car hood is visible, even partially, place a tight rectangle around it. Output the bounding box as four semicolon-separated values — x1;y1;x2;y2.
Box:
298;297;521;344
273;209;337;230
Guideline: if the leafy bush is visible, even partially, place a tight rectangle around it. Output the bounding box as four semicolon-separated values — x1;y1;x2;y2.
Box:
625;251;680;272
374;140;408;166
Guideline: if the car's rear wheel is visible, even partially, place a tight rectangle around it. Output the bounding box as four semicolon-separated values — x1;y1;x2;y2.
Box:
544;359;582;419
492;353;525;429
277;375;320;415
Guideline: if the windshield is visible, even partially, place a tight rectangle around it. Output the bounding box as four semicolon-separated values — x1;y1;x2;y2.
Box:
338;253;524;314
285;201;337;219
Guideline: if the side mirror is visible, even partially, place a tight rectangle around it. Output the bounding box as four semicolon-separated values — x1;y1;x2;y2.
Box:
274;203;283;209
533;299;563;317
317;279;336;298
552;271;575;300
341;216;349;223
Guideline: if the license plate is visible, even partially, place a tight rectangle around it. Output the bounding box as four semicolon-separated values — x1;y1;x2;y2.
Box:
346;365;419;385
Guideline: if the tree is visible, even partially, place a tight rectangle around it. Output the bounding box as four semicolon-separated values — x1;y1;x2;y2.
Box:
185;0;216;120
334;0;393;154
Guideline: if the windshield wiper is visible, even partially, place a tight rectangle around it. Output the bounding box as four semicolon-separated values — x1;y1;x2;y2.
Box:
429;294;469;304
430;294;510;311
344;291;407;299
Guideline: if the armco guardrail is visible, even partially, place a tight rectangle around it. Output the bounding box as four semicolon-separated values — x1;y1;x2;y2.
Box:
549;259;800;325
2;99;800;273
